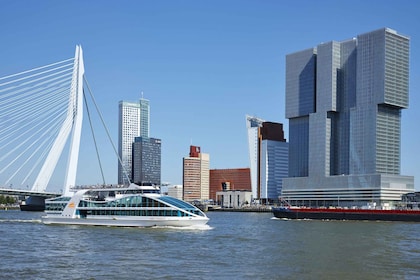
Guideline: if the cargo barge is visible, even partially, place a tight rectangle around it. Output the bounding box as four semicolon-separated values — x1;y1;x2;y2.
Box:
272;207;420;222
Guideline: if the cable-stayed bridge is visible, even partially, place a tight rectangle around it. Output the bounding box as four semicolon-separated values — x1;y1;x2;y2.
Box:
0;46;86;210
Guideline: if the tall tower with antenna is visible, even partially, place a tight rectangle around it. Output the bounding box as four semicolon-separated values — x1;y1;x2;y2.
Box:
118;93;150;185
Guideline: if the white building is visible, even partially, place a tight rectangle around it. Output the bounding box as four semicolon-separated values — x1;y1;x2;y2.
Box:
118;97;150;185
246;115;264;199
168;185;183;200
216;190;252;209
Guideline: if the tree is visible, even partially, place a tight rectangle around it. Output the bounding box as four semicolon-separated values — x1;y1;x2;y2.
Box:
0;195;17;205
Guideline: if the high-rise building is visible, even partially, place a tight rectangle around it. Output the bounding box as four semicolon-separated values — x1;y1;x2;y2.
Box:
283;28;414;207
132;137;161;186
246;116;289;202
259;122;289;201
139;98;150;138
118;97;150;185
246;115;264;198
183;146;210;202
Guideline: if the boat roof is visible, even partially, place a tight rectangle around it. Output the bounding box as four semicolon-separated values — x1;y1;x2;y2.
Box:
71;183;160;193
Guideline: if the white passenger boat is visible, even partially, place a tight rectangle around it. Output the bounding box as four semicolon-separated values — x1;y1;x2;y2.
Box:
42;184;209;227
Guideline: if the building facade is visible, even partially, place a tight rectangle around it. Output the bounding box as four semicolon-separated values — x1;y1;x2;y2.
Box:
259;122;289;202
167;185;183;200
183;146;210;202
247;116;289;202
209;168;251;201
132;137;161;186
246;115;264;199
118;98;150;185
283;28;414;207
216;190;253;209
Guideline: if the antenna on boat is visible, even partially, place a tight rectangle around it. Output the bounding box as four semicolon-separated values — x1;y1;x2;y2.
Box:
279;197;292;208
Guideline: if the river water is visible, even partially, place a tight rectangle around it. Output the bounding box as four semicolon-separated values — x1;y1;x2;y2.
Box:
1;210;420;279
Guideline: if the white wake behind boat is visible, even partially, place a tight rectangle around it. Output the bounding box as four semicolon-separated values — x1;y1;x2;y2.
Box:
42;183;209;227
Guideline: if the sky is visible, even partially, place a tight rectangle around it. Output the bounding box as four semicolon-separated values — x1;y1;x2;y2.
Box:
0;0;419;192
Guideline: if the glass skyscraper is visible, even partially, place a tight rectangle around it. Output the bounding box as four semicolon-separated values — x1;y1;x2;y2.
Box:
246;115;264;199
259;122;289;202
118;97;150;185
246;116;289;202
283;28;414;207
132;137;161;186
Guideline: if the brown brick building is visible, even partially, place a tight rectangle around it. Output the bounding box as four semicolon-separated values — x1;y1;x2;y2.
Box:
209;168;251;201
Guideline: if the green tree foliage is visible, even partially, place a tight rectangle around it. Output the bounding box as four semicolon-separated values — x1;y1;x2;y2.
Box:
0;195;17;205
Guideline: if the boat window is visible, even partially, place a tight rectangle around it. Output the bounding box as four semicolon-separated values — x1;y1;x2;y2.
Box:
158;196;204;216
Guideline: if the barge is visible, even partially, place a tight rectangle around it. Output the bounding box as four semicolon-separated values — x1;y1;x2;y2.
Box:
272;207;420;222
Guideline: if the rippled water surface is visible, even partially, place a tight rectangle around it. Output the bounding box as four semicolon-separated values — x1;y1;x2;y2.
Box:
1;210;420;279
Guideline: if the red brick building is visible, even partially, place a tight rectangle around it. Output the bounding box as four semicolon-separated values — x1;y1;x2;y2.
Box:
209;168;251;201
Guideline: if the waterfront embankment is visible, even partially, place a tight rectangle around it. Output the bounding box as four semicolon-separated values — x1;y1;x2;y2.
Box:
207;206;272;212
0;206;19;210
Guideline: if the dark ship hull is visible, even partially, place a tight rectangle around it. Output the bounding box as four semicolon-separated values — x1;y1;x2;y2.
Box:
20;196;45;211
272;207;420;222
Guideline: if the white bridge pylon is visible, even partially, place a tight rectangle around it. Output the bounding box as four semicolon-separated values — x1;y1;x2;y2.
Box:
35;46;84;196
0;46;84;196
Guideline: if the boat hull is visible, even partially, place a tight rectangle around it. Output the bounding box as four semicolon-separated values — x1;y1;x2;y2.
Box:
272;207;420;222
20;196;46;211
42;215;209;227
20;204;45;211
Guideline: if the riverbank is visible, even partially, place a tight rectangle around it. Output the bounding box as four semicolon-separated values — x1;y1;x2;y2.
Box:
208;206;272;213
0;206;19;210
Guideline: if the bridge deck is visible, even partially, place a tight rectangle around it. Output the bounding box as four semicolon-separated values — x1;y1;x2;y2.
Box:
0;188;61;198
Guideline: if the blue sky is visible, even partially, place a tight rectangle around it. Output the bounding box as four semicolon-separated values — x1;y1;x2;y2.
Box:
1;0;419;191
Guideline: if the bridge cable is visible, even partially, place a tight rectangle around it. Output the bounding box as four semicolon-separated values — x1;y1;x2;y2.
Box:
0;58;73;82
0;58;74;189
83;76;132;185
83;90;106;186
